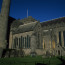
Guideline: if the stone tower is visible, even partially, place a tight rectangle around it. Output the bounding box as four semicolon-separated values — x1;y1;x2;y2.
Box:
0;0;10;57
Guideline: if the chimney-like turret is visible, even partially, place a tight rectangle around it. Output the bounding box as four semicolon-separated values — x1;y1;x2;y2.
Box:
0;0;10;57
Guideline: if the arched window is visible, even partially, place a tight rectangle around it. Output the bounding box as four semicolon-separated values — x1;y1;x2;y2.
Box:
16;38;18;46
29;36;30;48
37;33;40;48
26;35;31;48
59;32;62;46
27;35;29;48
43;40;45;49
14;38;16;48
14;37;19;48
19;38;20;48
52;40;55;49
22;37;24;48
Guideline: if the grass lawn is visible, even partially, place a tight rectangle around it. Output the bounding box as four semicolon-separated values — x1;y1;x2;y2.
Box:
0;56;63;65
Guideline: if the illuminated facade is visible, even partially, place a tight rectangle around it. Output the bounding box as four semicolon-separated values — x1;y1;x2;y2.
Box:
9;17;65;56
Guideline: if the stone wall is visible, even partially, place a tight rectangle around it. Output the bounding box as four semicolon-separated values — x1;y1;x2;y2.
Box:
42;21;65;56
35;49;45;55
2;49;25;58
23;49;31;55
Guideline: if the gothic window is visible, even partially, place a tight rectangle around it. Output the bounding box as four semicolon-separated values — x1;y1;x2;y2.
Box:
14;38;16;48
16;38;18;46
63;31;65;46
14;37;18;48
22;37;24;48
15;37;18;48
37;33;40;48
59;32;62;46
27;35;29;48
43;40;45;49
19;38;20;48
52;40;55;49
29;36;30;48
44;42;45;49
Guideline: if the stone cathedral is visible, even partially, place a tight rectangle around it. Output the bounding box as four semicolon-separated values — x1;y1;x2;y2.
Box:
0;0;65;57
9;16;65;56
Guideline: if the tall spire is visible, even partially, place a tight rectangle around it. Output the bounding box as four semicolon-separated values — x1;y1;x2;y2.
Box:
27;9;28;18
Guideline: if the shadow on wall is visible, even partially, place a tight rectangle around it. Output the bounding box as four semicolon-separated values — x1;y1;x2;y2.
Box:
2;49;25;58
6;16;16;48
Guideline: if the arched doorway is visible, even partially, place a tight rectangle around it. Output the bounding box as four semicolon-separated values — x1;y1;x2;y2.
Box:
58;50;60;55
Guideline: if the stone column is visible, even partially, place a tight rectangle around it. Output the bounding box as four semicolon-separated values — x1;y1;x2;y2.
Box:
12;36;15;49
11;37;14;49
31;34;36;53
0;0;10;58
61;31;64;47
56;32;59;44
9;31;13;49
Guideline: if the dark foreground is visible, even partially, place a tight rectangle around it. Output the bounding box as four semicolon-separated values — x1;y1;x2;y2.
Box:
0;56;65;65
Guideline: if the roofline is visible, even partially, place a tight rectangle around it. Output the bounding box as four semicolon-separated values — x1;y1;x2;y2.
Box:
19;21;38;27
41;16;65;23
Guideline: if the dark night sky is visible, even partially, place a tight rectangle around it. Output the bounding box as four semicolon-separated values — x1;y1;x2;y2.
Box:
0;0;65;22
